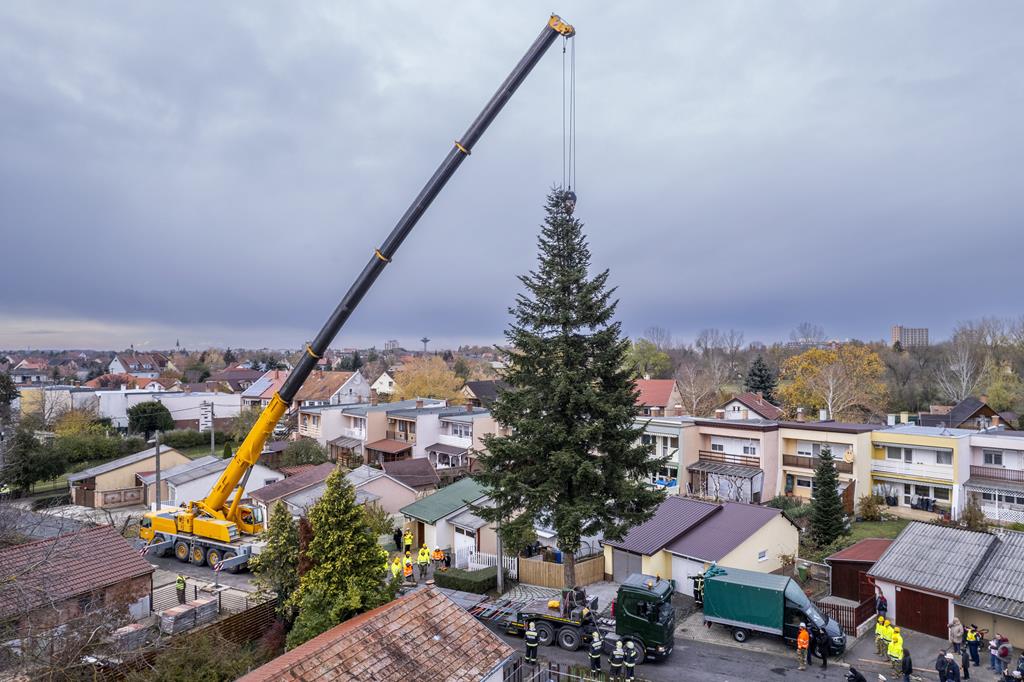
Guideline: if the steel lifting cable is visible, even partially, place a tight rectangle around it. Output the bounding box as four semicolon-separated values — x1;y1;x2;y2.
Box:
570;36;576;192
562;37;567;190
561;35;577;194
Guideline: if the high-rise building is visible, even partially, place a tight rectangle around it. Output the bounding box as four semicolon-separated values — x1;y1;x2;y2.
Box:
891;325;929;348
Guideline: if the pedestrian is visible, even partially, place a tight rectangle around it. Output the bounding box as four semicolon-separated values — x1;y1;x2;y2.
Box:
390;555;402;580
442;550;452;571
876;589;889;620
960;644;970;680
936;649;949;682
797;622;810;671
417;543;431;580
432;546;444;573
900;649;913;682
609;641;624;680
948;617;964;654
815;626;830;668
946;652;961;682
403;529;413;554
588;631;603;675
998;635;1014;675
623;640;638;682
875;616;887;656
175;573;187;604
965;624;981;666
880;619;893;660
392;526;402;552
403;552;414;582
888;626;904;675
523;622;539;664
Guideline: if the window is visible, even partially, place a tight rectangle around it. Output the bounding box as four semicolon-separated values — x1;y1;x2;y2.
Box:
667;437;679;450
886;446;903;460
796;478;812;488
935;450;952;465
757;550;768;562
731;405;742;412
264;479;276;486
983;492;995;501
984;450;1004;466
641;434;655;447
915;485;931;497
743;445;758;455
932;487;950;501
711;443;724;452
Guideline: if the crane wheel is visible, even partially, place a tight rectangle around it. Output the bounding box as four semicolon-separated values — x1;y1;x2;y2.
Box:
190;545;206;566
206;548;221;568
222;551;240;574
534;621;555;646
174;540;190;562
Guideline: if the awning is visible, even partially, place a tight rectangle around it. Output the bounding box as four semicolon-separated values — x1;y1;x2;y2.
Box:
328;435;363;449
365;439;413;455
426;442;468;457
449;508;489;531
963;477;1024;495
687;460;762;479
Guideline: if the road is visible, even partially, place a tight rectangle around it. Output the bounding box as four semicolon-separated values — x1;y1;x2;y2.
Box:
146;552;258;591
492;628;857;681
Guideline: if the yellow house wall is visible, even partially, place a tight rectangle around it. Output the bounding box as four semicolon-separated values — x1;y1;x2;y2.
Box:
718;513;799;572
869;432;963;483
603;544;614;576
472;415;498;452
956;606;1024;649
94;449;189;492
366;411;387;443
642;550;672;579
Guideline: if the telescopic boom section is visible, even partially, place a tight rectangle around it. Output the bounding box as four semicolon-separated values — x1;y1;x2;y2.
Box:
199;15;575;521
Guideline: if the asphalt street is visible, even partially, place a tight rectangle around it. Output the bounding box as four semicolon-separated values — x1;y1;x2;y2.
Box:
146;552;258;591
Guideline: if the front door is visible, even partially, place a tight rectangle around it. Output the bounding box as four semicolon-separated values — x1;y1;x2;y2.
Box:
453;526;476;567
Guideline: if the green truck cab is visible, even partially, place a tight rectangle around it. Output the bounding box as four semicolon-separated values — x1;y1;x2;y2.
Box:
694;565;846;655
506;574;676;664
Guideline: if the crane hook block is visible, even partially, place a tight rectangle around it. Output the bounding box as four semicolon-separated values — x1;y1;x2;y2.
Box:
549;15;575;37
563;190;577;215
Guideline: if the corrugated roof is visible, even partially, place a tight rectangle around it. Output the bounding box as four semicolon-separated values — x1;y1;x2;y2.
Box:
957;530;1024;620
0;526;155;621
686;459;762;478
250;463;337;504
400;477;488;524
137;455;220;485
868;522;995;596
825;538;893;564
604;497;720;555
382;459;440;490
238;587;514;682
68;445;183;482
365;439;413;455
666;502;788;562
635;379;677;408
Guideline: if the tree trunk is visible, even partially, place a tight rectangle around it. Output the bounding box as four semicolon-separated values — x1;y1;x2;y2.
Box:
561;548;577;589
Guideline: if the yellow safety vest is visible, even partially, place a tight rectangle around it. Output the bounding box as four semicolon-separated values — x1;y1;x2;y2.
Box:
881;624;892;642
418;548;430;564
875;621;885;637
391;559;402;577
888;633;903;659
403;533;413;546
967;629;978;642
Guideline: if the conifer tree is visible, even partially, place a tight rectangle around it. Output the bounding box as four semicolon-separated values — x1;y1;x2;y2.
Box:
249;500;300;622
744;355;778;404
809;446;846;547
475;189;667;588
286;469;394;647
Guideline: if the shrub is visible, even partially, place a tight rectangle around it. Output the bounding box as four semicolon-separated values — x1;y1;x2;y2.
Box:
786;504;813;520
1009;522;1024;532
857;494;884;522
433;566;501;594
161;429;206;448
766;495;804;511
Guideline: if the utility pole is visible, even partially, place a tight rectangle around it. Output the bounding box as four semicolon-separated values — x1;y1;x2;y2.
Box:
154;430;162;510
496;519;504;594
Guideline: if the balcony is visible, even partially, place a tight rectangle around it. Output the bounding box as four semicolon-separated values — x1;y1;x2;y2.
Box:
783;454;853;474
341;427;366;441
386;430;416;444
698;450;760;468
871;458;953;481
970;465;1024;483
438;433;472;449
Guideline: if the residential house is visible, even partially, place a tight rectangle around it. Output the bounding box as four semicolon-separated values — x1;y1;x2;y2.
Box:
108;352;174;379
635;379;683;417
134;377;183;391
869;424;973;518
240;370;290;410
293;370;370;409
461;380;509;408
956;529;1024;646
602;496;799;595
84;373;142;389
204;367;263;393
424;406;498;479
371;370;397;396
381;403;491;463
68;446;190;508
346;465;421;514
399;477;495;560
961;429;1024;524
718;392;784;421
131;391;240;431
238;587;515;682
94;387;170;430
682;416;780;505
636;416;686;494
778;420;878;513
917;395;1018;430
824;538;892;602
137;456;283;509
249;463;337;518
0;526;155;638
381;459;440;493
9;365;52;386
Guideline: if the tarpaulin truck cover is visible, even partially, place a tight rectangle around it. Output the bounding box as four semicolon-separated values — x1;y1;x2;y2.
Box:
703;566;792;635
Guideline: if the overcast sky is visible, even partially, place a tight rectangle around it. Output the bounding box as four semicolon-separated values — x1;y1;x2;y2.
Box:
1;2;1021;352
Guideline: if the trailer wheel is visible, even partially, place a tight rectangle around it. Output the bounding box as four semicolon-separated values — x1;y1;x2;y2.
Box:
222;551;240;573
534;621;554;646
206;548;221;568
732;628;749;643
190;545;206;566
556;627;581;651
174;540;190;562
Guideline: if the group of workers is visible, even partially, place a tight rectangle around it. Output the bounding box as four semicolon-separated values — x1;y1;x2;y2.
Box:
523;623;638;681
383;529;450;583
870;616;914;680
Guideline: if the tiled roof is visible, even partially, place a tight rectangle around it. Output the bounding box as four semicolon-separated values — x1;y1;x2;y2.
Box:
825;538;893;563
665;501;791;562
84;372;139;389
958;529;1024;620
634;379;677;408
0;526;154;621
868;522;995;597
365;439;413;455
250;463;337;504
462;380;509;407
68;446;184;482
238;587;514;682
381;459;440;490
294;371;355;403
241;370;290;400
604;496;720;556
400;477;488;524
723;392;784;420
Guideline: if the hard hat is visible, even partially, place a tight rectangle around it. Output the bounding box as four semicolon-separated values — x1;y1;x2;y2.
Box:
592;631;600;641
422;543;427;547
626;641;634;649
945;652;954;660
528;622;535;630
800;622;806;628
877;616;884;622
893;627;900;633
884;619;890;626
405;551;411;556
614;641;623;650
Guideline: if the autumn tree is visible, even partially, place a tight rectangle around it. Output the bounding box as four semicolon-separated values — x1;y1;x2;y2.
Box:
280;439;328;467
53;406;102;437
249;500;300;622
936;331;982;403
675;358;727;416
779;345;887;420
474;189;667;589
627;338;673;379
392;355;463;403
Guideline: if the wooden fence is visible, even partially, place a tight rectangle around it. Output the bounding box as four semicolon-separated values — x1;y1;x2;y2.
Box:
518;554;603;589
813;595;876;636
503;658;654;681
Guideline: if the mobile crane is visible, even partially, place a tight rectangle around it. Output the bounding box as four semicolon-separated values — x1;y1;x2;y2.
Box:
139;14;576;571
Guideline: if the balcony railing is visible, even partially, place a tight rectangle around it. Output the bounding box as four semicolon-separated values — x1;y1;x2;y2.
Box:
386;430;416;444
438;434;472;449
871;458;953;481
698;450;760;468
341;427;366;440
970;465;1024;483
783;454;853;474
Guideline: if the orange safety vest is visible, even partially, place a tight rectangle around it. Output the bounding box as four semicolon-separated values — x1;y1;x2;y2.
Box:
432;549;444;561
797;629;810;649
403;559;413;577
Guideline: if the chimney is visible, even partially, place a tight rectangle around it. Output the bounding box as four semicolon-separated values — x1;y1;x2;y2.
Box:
992;414;1001;428
756;391;763;401
370;389;378;406
672;404;684;417
819;409;829;421
465;402;474;413
980;394;988;405
887;413;897;426
740;409;749;420
899;411;909;424
415;399;424;409
796;407;805;422
714;409;726;420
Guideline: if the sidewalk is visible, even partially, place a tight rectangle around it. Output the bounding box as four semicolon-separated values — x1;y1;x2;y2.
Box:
842;627;950;679
674;609;792;656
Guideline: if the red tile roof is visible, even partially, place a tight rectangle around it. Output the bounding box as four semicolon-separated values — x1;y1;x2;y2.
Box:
635;379;677;408
238;587;515;682
294;371;355;403
0;525;155;621
84;373;139;389
825;538;893;564
725;392;785;419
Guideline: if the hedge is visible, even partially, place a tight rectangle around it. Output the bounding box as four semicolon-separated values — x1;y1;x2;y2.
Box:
161;429;230;448
433;566;501;594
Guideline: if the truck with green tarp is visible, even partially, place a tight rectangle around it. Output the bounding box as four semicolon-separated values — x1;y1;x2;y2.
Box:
693;565;846;655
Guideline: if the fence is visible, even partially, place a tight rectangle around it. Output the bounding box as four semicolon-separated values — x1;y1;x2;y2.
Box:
151;580;271;615
813;595;876;636
466;550;519;580
518;554;604;589
503;658;653;682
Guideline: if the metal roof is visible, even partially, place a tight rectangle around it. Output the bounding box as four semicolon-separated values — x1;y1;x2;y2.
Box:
665;502;789;562
137;455;220;485
449;507;489;531
425;442;468;456
867;522;995;596
346;465;386;487
957;529;1024;620
825;538;893;564
876;424;976;437
707;565;792;591
604;496;720;555
399;477;488;524
685;459;762;479
328;435;363;449
68;445;179;482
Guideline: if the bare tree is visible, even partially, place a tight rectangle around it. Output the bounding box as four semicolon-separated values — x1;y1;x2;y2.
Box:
723;329;745;377
642;326;673;352
791;322;825;343
936;334;982;403
695;328;725;357
675;358;728;416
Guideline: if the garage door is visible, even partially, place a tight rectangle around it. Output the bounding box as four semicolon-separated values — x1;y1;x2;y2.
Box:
612;549;642;583
670;556;706;596
895;586;948;638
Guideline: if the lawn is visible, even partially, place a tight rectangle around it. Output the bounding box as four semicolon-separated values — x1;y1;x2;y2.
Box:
845;518;911;544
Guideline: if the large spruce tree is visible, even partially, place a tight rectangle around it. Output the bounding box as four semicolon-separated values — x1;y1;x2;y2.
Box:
744;355;778;403
809;446;846;547
475;189;667;588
